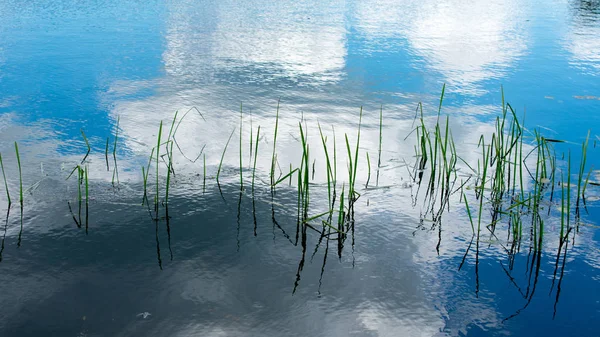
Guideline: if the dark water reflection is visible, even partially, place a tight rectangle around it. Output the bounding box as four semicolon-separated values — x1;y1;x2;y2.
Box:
1;0;600;336
0;164;598;336
0;181;442;336
574;0;600;19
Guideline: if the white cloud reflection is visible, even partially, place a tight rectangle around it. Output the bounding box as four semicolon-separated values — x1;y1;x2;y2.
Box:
101;2;596;336
355;0;530;94
163;0;347;83
565;4;600;74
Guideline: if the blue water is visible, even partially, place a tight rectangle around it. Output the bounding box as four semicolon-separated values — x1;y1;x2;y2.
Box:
1;0;599;336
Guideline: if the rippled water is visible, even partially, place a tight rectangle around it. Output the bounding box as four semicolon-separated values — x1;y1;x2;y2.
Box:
1;0;600;336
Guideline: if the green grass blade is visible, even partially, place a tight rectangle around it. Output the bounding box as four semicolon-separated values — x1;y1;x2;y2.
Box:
80;129;91;164
155;121;163;209
217;127;236;185
14;142;22;206
271;99;280;185
274;168;298;187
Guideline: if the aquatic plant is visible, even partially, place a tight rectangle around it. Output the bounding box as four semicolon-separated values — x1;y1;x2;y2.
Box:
14;142;23;207
270;100;280;186
216;128;236;186
80;130;91;164
165;141;174;206
155;121;163;211
142;147;155;204
0;90;597;315
575;131;591;217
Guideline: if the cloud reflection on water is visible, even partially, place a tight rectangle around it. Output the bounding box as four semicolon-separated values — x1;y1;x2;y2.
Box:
355;0;530;95
565;0;600;74
163;0;347;85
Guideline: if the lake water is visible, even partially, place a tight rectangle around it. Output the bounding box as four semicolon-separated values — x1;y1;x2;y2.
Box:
1;0;600;336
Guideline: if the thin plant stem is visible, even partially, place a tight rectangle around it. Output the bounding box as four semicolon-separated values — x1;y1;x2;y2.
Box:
217;128;236;185
80;129;91;164
155;121;163;211
271;100;280;186
14;142;22;206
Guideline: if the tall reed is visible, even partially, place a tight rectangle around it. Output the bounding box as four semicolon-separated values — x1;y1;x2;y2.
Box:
165;140;174;205
318;123;334;213
298;122;310;221
166;111;179;177
575;131;590;216
14;142;23;206
80;130;91;164
155;121;163;211
142;147;155;203
344;107;363;209
216;128;236;185
270;100;280;186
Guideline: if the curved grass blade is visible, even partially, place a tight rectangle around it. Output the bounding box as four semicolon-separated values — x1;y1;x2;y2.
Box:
217;127;236;185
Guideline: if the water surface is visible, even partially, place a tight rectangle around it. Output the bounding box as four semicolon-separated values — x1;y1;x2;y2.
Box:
1;0;600;336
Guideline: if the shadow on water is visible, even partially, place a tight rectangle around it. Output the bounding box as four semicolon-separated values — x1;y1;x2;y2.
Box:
17;205;23;247
0;208;9;262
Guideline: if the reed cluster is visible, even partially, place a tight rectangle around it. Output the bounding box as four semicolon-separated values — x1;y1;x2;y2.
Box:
0;88;596;285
